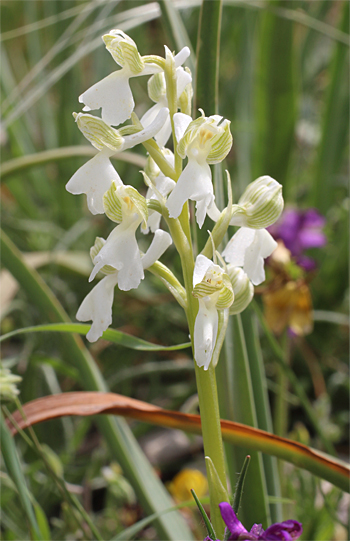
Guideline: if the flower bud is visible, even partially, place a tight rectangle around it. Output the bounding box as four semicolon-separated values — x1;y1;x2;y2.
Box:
148;72;166;103
178;68;193;116
103;183;148;226
102;30;144;74
73;112;123;151
231;176;284;229
227;266;254;315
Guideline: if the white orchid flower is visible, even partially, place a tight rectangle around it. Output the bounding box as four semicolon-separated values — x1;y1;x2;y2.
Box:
166;112;232;228
88;183;149;291
141;62;192;147
79;29;190;127
66;108;169;214
77;230;172;342
192;255;233;370
222;227;277;286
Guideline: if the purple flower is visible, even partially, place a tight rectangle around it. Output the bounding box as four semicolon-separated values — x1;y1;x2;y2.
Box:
268;208;326;270
217;503;302;541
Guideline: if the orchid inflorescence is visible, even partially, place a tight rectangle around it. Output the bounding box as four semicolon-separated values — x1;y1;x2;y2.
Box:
66;29;284;371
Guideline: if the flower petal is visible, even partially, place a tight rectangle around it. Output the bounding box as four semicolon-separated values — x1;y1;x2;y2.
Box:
173;112;192;143
194;298;218;370
262;520;302;540
122;107;169;150
90;220;144;291
222;227;256;267
218;502;248;539
76;274;119;342
141;229;172;269
166;158;213;227
66;150;123;214
141;102;172;148
79;70;134;127
193;254;214;287
174;46;190;67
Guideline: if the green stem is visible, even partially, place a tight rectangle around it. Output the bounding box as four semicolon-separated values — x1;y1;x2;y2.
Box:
166;211;228;538
274;332;290;438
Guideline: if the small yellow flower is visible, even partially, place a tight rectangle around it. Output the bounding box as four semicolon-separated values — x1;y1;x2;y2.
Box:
167;469;208;503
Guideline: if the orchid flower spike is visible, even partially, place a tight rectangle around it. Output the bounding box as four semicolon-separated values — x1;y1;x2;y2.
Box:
166;112;232;228
192;254;234;370
66;107;168;214
77;230;172;342
222;227;277;286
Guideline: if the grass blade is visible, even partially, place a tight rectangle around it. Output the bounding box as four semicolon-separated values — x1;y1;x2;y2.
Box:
0;323;191;351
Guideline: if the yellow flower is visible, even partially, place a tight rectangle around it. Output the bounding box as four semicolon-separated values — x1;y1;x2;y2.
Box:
167;469;208;503
262;279;313;336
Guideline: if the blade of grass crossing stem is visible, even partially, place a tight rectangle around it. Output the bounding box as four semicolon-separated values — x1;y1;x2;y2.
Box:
194;0;222;115
158;0;195;75
0;323;191;351
252;300;336;456
241;308;282;522
0;412;43;540
312;1;349;213
231;315;270;529
0;231;193;541
253;0;296;197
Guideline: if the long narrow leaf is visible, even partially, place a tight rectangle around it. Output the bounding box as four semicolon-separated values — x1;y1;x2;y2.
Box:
6;391;349;493
0;412;42;540
0;323;191;352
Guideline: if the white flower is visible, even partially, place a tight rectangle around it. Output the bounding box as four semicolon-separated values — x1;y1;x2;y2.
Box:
222;227;277;286
166;113;232;228
66;108;169;214
89;184;148;290
77;230;172;342
79;29;190;127
192;255;233;370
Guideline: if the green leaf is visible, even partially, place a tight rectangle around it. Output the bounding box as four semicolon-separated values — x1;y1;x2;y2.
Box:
0;323;191;351
253;0;297;195
312;1;349;212
195;0;222;116
0;412;42;540
240;308;282;522
229;315;270;529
